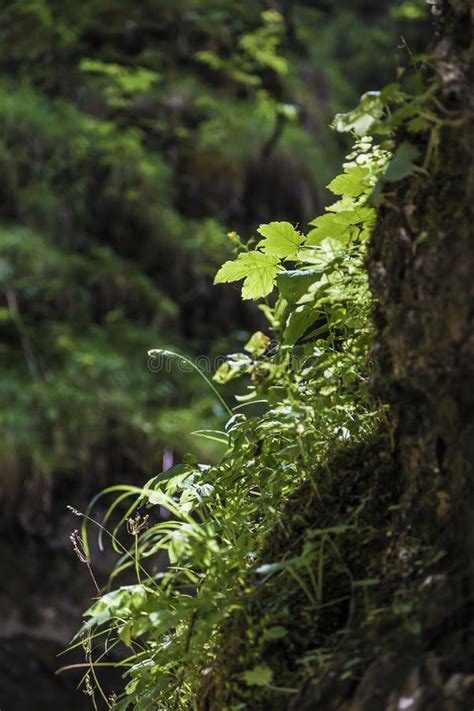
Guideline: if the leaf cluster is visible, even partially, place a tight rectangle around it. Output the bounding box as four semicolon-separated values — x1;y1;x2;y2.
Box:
70;109;394;709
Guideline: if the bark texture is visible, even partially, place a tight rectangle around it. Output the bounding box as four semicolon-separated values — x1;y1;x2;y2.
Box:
293;3;474;708
370;0;474;571
337;1;474;706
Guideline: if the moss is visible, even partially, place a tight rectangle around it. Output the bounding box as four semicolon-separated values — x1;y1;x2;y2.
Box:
199;429;403;710
200;6;474;707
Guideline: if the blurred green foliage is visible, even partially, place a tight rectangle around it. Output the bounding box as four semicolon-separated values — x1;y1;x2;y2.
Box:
0;0;426;501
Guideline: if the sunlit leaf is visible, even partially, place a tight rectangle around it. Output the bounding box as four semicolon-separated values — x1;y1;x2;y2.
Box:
244;331;271;356
214;251;280;300
257;221;304;259
276;269;322;302
331;91;384;136
327;166;371;198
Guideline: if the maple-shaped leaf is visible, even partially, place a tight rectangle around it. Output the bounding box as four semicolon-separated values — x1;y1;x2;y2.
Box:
257;221;304;259
327;166;371;198
214;251;279;300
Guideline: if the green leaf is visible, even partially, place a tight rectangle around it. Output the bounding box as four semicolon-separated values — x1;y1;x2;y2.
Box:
150;463;191;487
276;269;322;302
306;205;375;246
384;142;419;182
327;166;371;198
241;665;273;687
263;626;288;641
113;697;136;711
191;430;229;445
379;82;407;103
257;221;304;259
283;305;319;346
214;251;279;300
84;585;147;629
119;621;133;648
407;116;430;133
244;331;270;356
331;91;384;136
307;213;345;241
213;353;252;383
331;207;374;227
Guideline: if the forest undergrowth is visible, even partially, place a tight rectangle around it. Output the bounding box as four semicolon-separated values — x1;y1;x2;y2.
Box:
67;65;441;710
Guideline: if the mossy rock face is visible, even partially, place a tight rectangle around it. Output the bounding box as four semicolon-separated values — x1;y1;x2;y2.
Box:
297;653;474;711
199;431;400;710
201;3;474;709
369;0;474;562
